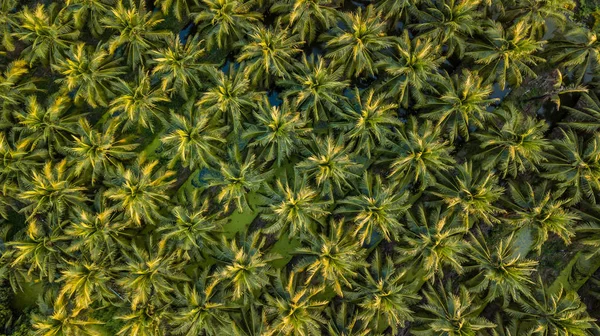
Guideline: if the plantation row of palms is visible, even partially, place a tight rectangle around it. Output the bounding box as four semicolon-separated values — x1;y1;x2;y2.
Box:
1;0;600;335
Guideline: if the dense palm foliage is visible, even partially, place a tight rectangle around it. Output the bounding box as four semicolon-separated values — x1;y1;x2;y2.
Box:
1;0;600;335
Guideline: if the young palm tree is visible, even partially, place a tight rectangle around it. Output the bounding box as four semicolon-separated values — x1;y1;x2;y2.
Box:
296;135;361;197
412;0;481;57
149;34;213;100
170;270;232;336
396;205;467;281
64;0;114;37
116;241;189;310
543;128;600;204
377;30;445;108
104;156;175;226
467;21;545;89
117;303;169;336
295;219;367;296
548;27;600;84
192;0;262;50
211;233;279;300
323;5;394;78
57;257;117;313
270;0;338;44
102;0;169;68
197;67;261;133
412;282;496;335
385;116;456;190
16;3;80;66
157;190;223;261
506;278;594;336
32;303;103;336
52;43;126;108
504;181;580;252
279;55;349;121
208;147;271;213
432;161;505;228
335;173;410;244
264;271;327;336
262;171;330;238
237;26;303;87
19;159;87;224
68;119;138;184
14;95;79;154
242;99;310;166
161;101;228;170
109;70;170;132
0;0;17;51
474;104;551;178
335;88;402;158
353;252;420;334
420;69;498;142
507;0;575;39
466;231;537;306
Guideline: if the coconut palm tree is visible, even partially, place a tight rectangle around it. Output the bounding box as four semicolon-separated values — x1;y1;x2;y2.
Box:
377;30;445;108
375;0;421;24
352;251;420;334
170;270;232;336
295;219;367;296
326;302;370;336
157;190;223;261
412;282;496;335
57;257;118;313
161;101;228;170
432;161;505;228
192;0;262;50
507;0;575;39
109;70;170;132
117;303;169;336
562;92;600;132
474;104;551;178
335;172;410;244
230;303;269;336
16;3;80;66
548;27;600;84
237;26;303;87
504;181;580;252
323;5;395;78
116;241;189;310
149;33;213;100
211;233;279;300
104;156;175;226
505;278;594;336
102;0;170;68
297;134;361;197
64;0;114;37
465;231;537;306
0;60;38;112
396;205;467;281
467;21;546;89
412;0;482;57
261;171;330;238
52;43;126;108
385;116;456;190
13;95;79;155
279;55;349;121
68;119;138;184
208;147;271;213
156;0;194;21
0;132;47;186
242;99;310;166
32;302;103;336
0;0;17;51
270;0;338;44
420;69;498;142
335;88;402;158
543;128;600;204
19;159;87;225
197;67;261;133
264;270;327;336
